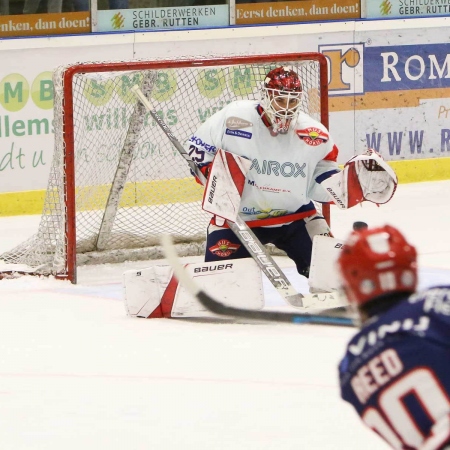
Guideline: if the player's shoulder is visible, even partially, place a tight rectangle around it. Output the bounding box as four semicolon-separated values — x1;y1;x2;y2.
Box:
340;287;450;376
345;285;450;349
362;286;450;330
408;285;450;301
212;100;259;128
221;99;258;114
292;112;333;151
294;111;328;131
407;285;450;318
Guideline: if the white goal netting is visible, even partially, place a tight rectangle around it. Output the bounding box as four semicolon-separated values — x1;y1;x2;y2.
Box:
0;53;327;282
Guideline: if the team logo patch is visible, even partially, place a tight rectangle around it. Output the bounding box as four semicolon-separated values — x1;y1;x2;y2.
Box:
296;127;329;146
226;117;253;130
209;239;241;257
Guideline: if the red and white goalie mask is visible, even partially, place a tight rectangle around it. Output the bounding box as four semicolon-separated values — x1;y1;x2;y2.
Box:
260;67;303;135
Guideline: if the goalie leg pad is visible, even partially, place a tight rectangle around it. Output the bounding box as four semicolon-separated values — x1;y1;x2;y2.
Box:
304;214;332;240
308;235;345;293
123;258;264;319
123;265;173;318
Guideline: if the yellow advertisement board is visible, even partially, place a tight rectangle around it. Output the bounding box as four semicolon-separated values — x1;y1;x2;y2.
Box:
236;0;360;25
0;12;90;37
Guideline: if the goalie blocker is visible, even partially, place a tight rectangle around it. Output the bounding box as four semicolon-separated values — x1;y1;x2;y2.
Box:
201;148;251;223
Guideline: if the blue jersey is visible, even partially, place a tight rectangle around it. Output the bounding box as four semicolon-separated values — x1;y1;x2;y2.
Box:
339;286;450;450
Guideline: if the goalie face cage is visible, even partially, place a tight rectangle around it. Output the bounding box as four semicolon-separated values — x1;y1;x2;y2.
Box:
0;53;329;283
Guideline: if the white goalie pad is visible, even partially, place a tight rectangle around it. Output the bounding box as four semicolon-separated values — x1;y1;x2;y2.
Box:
123;258;264;319
308;235;346;294
202;148;251;222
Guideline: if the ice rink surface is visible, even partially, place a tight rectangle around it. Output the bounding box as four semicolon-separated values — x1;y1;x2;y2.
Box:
0;180;449;450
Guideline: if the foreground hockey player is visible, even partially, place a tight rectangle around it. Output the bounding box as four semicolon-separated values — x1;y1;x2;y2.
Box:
337;225;450;450
186;66;397;279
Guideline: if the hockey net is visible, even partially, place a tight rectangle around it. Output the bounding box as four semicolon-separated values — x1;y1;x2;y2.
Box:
0;53;329;283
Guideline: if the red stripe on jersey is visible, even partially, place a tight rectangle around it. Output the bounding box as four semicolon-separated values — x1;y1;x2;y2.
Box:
224;151;246;196
211;209;316;228
324;144;339;162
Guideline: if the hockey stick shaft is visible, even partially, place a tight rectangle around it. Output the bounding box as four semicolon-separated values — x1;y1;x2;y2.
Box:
131;86;198;177
161;234;354;327
131;85;305;307
226;217;303;305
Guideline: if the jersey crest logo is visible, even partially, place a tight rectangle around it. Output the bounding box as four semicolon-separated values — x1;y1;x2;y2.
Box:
209;239;241;257
226;117;253;130
296;127;329;146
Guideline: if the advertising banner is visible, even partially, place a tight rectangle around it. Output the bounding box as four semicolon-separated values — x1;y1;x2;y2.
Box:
0;38;133;193
363;0;450;19
1;18;450;196
322;39;450;162
96;5;229;32
236;0;360;25
0;12;90;38
0;70;56;191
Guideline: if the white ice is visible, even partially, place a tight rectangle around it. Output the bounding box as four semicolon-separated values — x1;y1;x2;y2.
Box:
0;180;449;450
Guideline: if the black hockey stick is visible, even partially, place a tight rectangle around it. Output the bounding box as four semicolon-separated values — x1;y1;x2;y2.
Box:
160;234;355;327
131;84;328;309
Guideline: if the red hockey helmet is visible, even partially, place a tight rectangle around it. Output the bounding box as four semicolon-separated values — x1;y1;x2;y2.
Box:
264;67;302;93
337;225;417;308
260;67;303;134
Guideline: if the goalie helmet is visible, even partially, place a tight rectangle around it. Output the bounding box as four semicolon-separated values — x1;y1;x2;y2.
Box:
337;225;417;308
260;67;303;135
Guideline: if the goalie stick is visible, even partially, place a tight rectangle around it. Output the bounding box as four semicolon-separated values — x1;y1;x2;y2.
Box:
132;84;322;309
160;234;354;327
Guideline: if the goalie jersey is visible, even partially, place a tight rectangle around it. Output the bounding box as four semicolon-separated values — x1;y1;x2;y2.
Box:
186;100;340;224
339;286;450;450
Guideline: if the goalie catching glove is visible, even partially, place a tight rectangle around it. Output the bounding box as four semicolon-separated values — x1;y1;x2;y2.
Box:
321;149;398;209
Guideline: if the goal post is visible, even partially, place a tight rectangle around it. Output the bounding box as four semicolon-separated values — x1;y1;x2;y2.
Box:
0;53;329;283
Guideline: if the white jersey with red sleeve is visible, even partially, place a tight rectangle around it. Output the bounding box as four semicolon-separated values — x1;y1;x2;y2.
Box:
185;100;340;225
